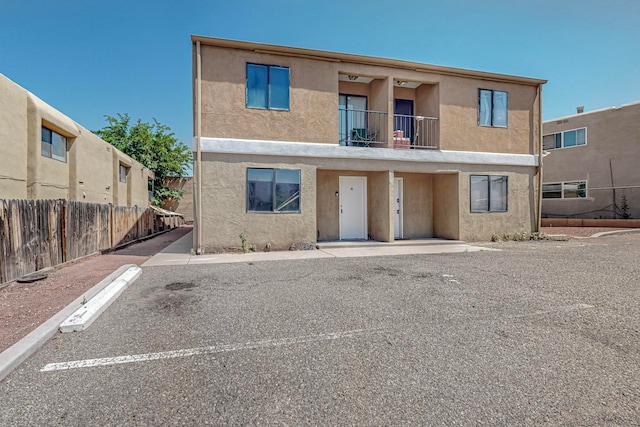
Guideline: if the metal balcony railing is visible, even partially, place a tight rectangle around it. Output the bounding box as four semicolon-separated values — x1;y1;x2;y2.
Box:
338;108;388;147
392;114;439;149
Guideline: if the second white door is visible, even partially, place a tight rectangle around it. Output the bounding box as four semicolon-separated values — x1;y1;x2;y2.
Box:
394;178;403;239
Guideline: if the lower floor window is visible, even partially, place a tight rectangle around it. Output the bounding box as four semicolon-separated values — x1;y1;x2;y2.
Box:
247;168;301;212
542;181;586;199
470;175;508;212
41;126;67;162
119;164;129;183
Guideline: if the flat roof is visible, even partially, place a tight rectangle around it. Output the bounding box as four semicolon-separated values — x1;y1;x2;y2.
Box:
191;35;547;87
544;101;640;123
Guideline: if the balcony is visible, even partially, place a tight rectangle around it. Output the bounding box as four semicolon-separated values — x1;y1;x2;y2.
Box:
338;108;438;149
339;108;388;147
392;114;439;149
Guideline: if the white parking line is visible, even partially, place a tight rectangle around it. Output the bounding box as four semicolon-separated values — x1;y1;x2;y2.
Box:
41;328;384;372
512;303;594;318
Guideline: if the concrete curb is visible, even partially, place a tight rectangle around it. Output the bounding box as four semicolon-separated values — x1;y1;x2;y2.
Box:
0;264;140;383
590;229;640;238
59;266;141;333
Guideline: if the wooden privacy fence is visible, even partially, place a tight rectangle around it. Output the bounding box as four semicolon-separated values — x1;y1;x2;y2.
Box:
0;199;184;284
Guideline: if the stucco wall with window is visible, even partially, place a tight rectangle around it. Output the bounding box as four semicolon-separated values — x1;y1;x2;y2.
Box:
542;103;640;219
458;168;536;241
437;77;540;155
197;44;338;144
198;153;317;252
195;41;541;157
0;73;152;207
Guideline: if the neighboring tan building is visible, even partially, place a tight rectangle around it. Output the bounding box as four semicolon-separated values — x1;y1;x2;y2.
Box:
161;177;194;223
542;102;640;220
191;36;546;252
0;74;153;206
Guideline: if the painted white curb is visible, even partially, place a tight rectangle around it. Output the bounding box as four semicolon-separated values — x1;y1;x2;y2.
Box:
0;264;139;383
59;266;142;333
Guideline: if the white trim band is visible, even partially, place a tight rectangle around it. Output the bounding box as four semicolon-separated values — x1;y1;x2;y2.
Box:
192;137;539;167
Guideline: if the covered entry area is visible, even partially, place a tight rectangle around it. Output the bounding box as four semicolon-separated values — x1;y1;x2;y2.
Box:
316;169;459;243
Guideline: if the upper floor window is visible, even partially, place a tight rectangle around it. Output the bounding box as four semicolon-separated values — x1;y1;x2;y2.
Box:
246;64;290;110
119;164;129;183
247;168;300;213
542;181;587;199
543;128;586;150
478;89;508;128
470;175;508;212
41;126;67;162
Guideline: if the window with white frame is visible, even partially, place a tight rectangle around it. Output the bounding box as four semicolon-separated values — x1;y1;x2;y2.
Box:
247;168;300;212
542;181;587;199
470;175;508;212
478;89;508;127
543;128;586;150
119;164;129;183
246;64;290;110
41;126;67;162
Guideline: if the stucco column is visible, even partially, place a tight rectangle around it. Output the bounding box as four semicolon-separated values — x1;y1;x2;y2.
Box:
388;169;395;242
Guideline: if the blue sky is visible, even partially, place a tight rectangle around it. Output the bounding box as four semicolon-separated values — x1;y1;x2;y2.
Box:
1;0;639;168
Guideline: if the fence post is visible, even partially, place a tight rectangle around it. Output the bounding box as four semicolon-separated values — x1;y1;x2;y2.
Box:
61;199;67;263
109;204;114;249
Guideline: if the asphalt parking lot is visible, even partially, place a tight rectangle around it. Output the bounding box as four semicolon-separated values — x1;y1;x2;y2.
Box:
1;234;639;425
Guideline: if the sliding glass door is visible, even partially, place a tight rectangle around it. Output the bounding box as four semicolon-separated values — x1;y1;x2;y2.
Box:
338;95;367;146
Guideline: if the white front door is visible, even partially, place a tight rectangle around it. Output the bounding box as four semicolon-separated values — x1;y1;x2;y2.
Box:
339;176;367;240
394;178;403;239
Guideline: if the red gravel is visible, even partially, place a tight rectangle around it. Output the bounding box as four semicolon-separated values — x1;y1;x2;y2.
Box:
0;225;192;353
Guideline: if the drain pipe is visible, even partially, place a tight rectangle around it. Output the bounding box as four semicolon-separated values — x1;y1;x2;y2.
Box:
195;40;203;254
536;83;543;232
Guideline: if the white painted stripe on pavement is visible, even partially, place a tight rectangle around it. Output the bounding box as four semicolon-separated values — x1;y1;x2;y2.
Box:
41;328;383;372
512;303;594;318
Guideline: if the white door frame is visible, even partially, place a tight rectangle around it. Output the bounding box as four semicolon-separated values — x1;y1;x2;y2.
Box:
339;176;367;240
394;177;404;239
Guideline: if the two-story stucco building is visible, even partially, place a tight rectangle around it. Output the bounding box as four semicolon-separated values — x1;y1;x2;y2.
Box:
0;74;153;207
191;36;546;253
542;102;640;219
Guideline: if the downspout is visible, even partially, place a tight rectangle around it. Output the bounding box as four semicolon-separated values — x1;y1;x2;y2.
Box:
195;41;204;254
536;83;543;232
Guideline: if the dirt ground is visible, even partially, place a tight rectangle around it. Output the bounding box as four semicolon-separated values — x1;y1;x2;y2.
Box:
0;226;192;353
0;225;631;354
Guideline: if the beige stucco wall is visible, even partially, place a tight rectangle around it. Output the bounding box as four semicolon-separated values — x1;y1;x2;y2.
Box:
161;177;194;222
457;168;536;241
72;125;114;204
199;153;317;252
395;172;434;238
0;73;152;206
368;171;392;242
197;150;538;244
195;42;541;157
432;174;460;239
437;77;539;154
192;38;543;246
25;96;76;200
198;44;337;144
543;103;640;219
0;75;29;199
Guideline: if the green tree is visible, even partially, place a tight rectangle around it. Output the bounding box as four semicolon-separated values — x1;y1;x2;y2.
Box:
95;113;192;206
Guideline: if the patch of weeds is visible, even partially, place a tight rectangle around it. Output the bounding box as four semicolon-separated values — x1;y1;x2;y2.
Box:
492;231;570;243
